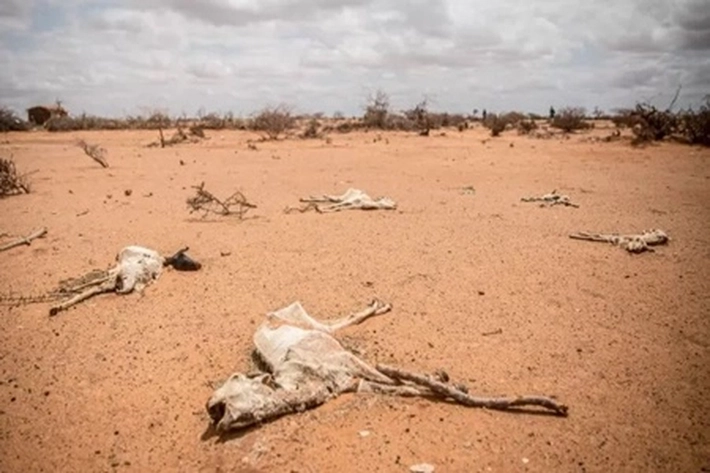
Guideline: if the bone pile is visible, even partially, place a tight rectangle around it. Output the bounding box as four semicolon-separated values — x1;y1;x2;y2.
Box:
569;229;669;253
521;189;579;208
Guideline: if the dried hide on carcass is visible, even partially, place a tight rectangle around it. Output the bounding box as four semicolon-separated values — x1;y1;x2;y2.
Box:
206;300;568;433
286;188;397;213
49;246;200;316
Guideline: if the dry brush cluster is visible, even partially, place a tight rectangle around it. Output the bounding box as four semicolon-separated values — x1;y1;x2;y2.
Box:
0;156;31;197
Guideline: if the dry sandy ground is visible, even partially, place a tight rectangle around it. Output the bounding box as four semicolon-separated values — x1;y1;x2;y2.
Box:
1;125;709;473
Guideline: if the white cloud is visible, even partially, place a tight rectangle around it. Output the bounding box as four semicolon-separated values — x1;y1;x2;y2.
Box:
0;0;708;117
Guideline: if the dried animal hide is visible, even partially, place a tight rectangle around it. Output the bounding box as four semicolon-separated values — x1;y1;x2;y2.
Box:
206;300;567;433
49;246;200;316
290;188;397;213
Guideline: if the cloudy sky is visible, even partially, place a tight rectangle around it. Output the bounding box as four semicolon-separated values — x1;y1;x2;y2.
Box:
1;0;708;117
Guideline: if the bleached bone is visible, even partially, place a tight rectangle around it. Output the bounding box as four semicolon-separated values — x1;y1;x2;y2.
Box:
296;188;397;213
206;300;568;433
49;246;165;316
569;229;669;253
521;190;579;208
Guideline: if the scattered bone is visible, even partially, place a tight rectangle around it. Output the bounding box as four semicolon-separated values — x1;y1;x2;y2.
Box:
521;190;578;208
206;300;568;433
49;246;200;316
569;229;669;253
287;188;397;213
410;463;435;473
0;227;47;253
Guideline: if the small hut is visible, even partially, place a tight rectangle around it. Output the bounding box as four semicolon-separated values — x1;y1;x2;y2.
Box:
27;103;68;126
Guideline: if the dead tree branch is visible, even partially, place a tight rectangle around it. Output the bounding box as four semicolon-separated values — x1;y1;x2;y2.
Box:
376;364;568;416
77;139;109;168
0;227;47;252
187;182;256;218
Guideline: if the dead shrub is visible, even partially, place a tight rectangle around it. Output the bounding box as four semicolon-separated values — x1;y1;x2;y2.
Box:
301;118;322;139
0;107;29;132
482;113;507;137
679;96;710;146
550;107;590;132
250;105;294;140
363;90;391;129
187;182;256;218
77;140;109;168
0;156;31;197
517;119;539;135
629;104;678;145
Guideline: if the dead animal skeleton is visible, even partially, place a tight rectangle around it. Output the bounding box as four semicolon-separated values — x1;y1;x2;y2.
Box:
569;229;669;253
48;246;200;316
521;190;579;208
206;300;568;433
286;188;397;213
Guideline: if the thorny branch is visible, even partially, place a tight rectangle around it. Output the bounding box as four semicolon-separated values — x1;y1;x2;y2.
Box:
187;182;257;218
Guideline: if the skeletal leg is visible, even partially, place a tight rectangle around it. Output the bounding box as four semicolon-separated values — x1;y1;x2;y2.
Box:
357;379;431;397
320;299;392;333
377;364;568;416
49;278;116;316
270;300;391;333
569;232;621;243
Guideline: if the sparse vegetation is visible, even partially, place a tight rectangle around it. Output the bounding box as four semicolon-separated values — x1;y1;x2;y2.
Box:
301;118;323;139
0;107;30;132
550;107;590;132
517;119;539;135
251;105;295;140
679;96;710;146
0;156;31;197
363;90;391;130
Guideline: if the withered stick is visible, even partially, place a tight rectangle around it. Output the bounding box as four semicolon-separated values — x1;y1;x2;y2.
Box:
0;228;48;252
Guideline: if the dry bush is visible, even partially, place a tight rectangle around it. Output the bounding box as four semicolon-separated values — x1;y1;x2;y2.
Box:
363;90;391;129
628;104;678;145
77;140;109;167
517;119;539;135
251;105;295;140
0;156;31;197
482;113;507;136
0;107;29;132
197;112;246;130
550;107;591;132
187;182;256;218
679;96;710;146
300;118;323;139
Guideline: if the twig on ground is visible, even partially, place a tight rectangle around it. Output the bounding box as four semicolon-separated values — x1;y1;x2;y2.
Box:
376;364;568;416
49;276;116;316
0;227;47;252
187;182;256;218
77;139;109;168
482;328;503;336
